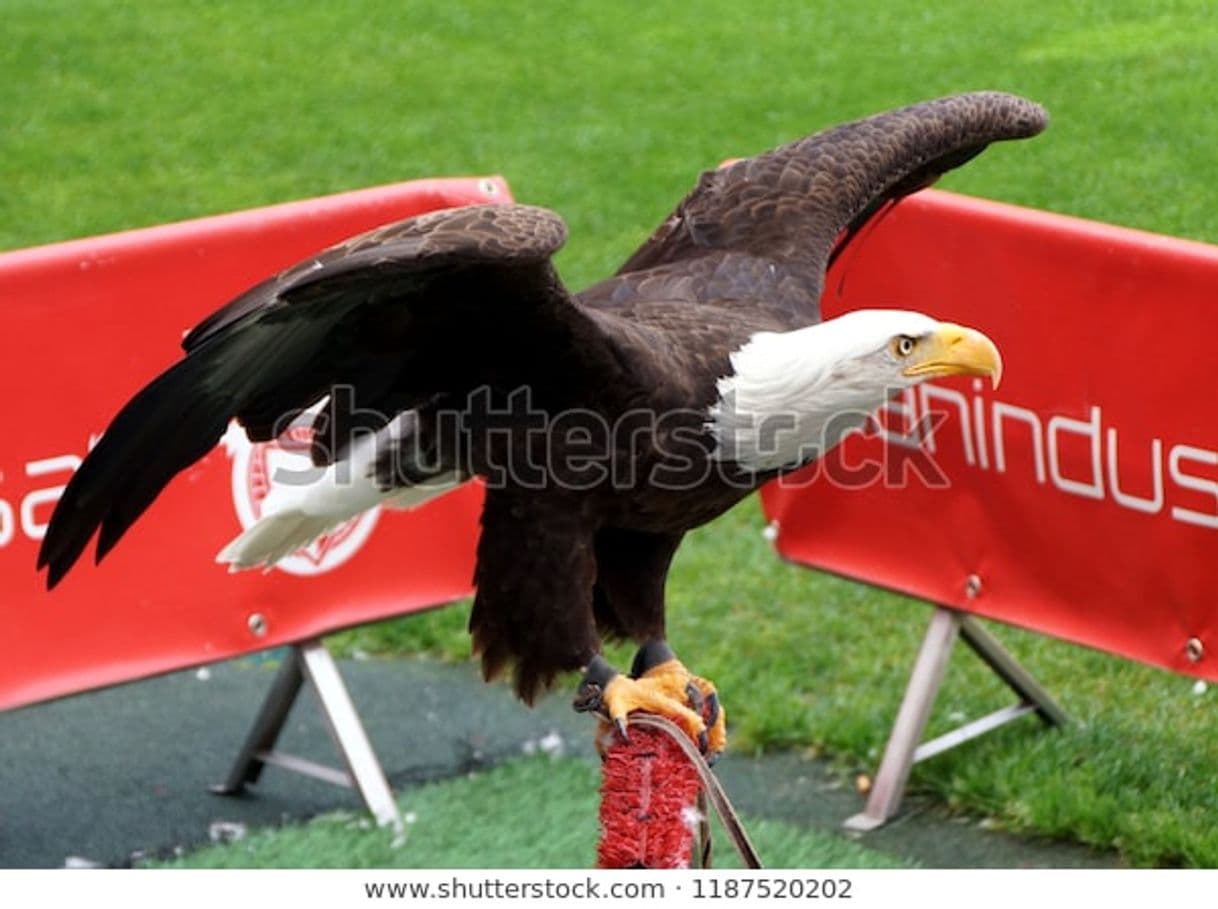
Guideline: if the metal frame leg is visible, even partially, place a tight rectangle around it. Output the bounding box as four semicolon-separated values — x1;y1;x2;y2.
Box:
210;646;306;793
844;607;960;832
211;638;402;832
959;615;1069;727
843;607;1068;833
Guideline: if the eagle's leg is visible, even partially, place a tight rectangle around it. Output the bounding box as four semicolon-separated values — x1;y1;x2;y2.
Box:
575;640;727;761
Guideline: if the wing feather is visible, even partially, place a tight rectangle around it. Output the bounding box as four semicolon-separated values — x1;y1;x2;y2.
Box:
608;91;1047;319
39;204;577;587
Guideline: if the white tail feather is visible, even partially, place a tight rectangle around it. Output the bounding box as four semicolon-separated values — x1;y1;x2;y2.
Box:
217;468;464;572
217;405;464;572
382;474;461;510
217;511;341;572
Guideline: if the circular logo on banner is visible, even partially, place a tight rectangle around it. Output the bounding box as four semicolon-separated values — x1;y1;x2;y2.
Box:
223;421;380;576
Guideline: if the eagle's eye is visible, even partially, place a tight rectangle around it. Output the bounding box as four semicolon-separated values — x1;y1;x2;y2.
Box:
893;335;916;357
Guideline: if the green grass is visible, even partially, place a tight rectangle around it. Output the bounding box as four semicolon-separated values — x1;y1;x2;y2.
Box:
7;0;1218;868
154;756;913;869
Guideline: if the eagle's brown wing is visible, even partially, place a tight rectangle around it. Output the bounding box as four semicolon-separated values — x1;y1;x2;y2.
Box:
600;91;1047;324
38;204;602;587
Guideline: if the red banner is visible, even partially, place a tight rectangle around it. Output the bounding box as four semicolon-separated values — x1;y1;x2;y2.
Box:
0;179;501;710
762;189;1218;681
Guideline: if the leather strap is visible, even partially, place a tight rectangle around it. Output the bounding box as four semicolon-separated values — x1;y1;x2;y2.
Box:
625;713;764;869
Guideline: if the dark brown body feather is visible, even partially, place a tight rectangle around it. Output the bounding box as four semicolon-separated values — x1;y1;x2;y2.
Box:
39;92;1047;703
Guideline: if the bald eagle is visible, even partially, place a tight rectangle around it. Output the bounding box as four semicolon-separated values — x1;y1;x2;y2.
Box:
40;92;1044;758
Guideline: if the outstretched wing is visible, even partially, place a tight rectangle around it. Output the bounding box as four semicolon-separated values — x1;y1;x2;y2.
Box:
38;203;588;587
601;91;1047;321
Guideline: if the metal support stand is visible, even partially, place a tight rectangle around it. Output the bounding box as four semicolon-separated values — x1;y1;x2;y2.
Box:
844;606;1068;833
211;637;402;832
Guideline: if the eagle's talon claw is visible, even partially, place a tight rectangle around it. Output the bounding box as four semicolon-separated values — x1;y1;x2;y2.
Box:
573;681;605;715
685;681;706;716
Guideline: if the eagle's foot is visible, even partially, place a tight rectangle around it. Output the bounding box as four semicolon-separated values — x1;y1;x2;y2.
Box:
574;645;726;763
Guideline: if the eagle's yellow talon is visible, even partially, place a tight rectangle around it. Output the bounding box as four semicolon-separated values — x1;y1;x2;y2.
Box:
595;658;726;760
613;716;630;742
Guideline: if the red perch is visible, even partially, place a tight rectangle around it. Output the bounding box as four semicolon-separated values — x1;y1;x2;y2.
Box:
597;721;704;869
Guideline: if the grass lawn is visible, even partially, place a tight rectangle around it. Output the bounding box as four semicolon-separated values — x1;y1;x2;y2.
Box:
155;756;914;869
6;0;1218;868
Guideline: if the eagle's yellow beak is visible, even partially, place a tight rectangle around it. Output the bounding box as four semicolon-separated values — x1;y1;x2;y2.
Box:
901;322;1003;389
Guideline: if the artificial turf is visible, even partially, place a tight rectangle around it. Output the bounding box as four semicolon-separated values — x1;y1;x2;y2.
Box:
155;755;915;869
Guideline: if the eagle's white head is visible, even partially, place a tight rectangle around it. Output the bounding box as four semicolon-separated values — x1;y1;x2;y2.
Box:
709;309;1002;471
